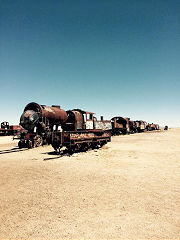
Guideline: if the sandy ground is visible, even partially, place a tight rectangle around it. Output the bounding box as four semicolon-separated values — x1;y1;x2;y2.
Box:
0;129;180;239
0;136;19;145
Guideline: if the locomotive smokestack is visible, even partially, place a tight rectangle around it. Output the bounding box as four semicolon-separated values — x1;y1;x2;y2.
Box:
101;116;103;121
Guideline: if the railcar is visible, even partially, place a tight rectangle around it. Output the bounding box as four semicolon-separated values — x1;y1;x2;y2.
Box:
0;121;22;136
111;117;127;135
52;109;111;153
18;103;111;152
0;122;11;136
149;123;160;131
164;125;168;130
111;117;138;135
136;120;147;132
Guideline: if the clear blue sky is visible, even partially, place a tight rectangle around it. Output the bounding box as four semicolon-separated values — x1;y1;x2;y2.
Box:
0;0;179;127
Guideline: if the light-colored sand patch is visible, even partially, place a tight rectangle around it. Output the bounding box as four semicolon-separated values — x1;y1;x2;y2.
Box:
0;136;18;145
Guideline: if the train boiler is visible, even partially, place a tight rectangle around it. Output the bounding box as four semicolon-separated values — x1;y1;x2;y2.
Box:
19;102;67;148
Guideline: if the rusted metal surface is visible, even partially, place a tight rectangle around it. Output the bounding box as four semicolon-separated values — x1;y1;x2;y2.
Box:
19;102;67;148
136;120;147;132
10;125;23;131
20;102;67;133
23;102;68;126
66;109;95;130
94;120;112;130
51;109;112;152
111;117;127;135
52;130;111;152
111;117;127;128
64;110;84;131
146;123;160;131
150;123;156;130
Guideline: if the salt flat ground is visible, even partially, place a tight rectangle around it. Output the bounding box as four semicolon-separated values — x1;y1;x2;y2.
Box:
0;129;180;239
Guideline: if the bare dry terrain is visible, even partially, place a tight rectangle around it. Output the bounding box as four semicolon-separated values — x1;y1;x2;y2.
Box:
0;129;180;239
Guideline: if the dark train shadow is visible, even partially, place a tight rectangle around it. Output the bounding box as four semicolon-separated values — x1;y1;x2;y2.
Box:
43;152;69;161
43;147;94;161
0;147;28;155
43;155;63;161
43;150;75;161
41;151;58;155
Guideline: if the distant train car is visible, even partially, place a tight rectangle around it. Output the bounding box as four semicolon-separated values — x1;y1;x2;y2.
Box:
146;123;160;131
149;123;157;131
129;120;137;133
164;125;168;130
136;120;147;132
111;117;139;135
111;117;127;135
0;122;11;136
0;122;22;136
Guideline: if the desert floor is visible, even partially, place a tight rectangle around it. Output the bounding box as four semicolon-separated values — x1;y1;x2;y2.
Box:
0;129;180;239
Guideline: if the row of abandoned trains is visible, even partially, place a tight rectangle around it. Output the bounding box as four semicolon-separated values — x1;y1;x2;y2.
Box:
17;102;161;153
0;122;22;136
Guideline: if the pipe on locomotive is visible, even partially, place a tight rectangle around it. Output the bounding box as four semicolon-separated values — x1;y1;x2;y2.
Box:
20;102;68;131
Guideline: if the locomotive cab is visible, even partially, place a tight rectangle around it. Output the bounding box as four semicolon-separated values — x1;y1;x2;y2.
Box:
63;109;95;131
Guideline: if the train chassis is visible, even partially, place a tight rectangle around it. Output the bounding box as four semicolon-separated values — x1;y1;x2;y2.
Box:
52;130;111;154
54;139;109;154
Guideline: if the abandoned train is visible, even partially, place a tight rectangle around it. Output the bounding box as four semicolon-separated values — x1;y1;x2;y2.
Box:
19;102;111;151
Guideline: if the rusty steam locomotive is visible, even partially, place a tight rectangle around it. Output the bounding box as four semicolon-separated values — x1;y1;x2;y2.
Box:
19;102;111;151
